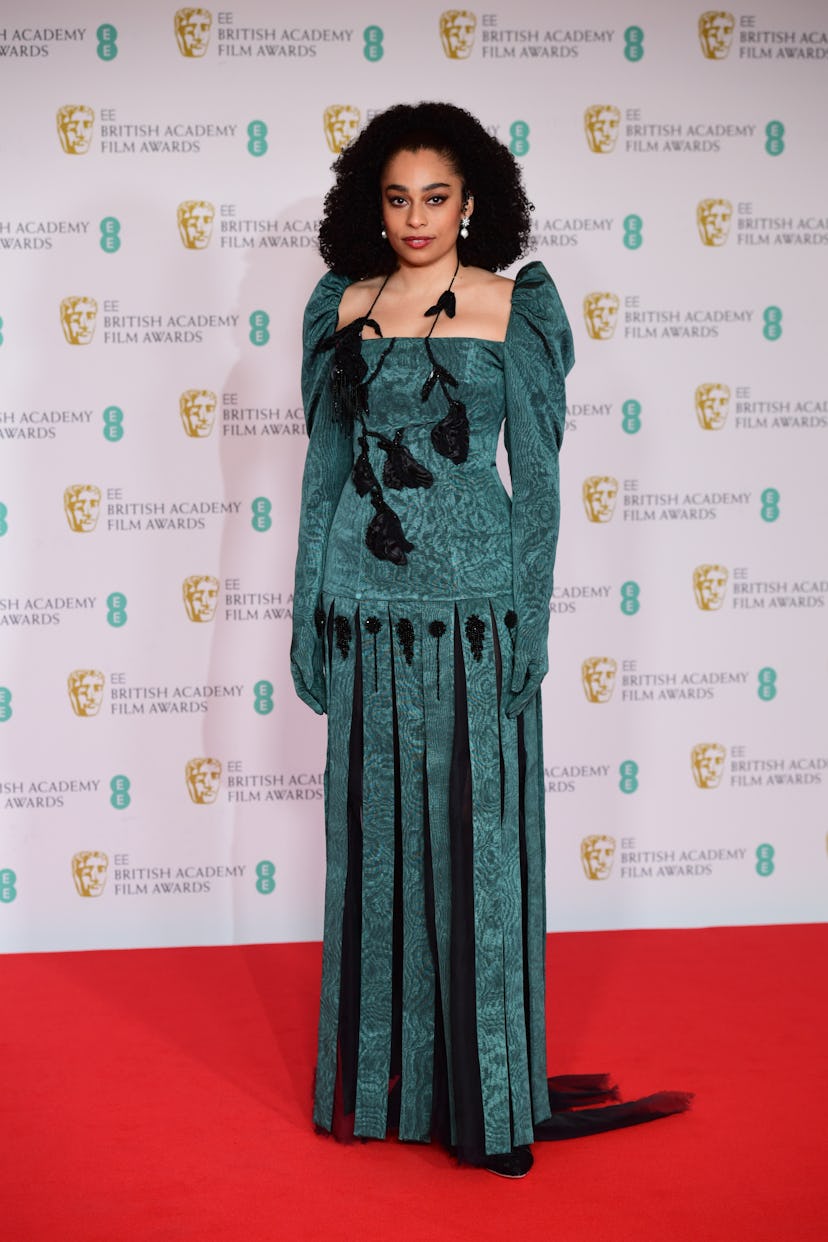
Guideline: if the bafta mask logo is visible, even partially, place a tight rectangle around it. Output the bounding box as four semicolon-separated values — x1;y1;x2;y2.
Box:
584;105;621;154
581;835;617;880
691;743;727;789
439;10;477;59
582;657;618;704
175;7;212;57
697;198;732;247
72;850;109;897
68;670;106;717
64;484;101;533
56;105;95;155
695;383;731;430
583;476;619;523
182;574;219;623
180;389;217;438
186;757;222;804
698;11;735;59
583;292;620;340
323;105;361;154
177;200;215;249
60;296;98;345
693;564;729;611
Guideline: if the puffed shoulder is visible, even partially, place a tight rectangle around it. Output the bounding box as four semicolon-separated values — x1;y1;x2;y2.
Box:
506;261;575;377
303;270;351;351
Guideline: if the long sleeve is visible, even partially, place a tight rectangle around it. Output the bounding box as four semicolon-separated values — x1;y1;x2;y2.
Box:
503;262;574;718
291;271;352;713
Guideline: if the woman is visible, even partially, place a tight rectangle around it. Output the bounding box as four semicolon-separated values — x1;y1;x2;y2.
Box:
291;102;689;1177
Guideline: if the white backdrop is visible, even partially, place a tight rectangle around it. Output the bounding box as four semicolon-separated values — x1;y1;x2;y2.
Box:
1;0;826;952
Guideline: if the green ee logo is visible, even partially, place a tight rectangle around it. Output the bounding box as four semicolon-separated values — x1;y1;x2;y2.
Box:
619;760;639;794
509;121;530;157
256;859;276;894
620;581;640;615
110;775;131;810
0;315;4;346
624;26;644;61
247;120;268;157
254;680;274;715
364;26;384;61
0;868;17;903
760;487;780;522
0;501;8;536
755;843;775;877
758;667;777;701
97;24;118;60
623;214;643;250
0;687;12;723
107;592;128;627
249;310;270;346
100;217;121;253
763;306;782;341
622;398;642;435
251;497;272;532
765;120;785;156
103;405;124;442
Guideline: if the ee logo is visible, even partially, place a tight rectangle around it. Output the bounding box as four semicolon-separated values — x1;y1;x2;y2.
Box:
765;121;784;156
107;592;128;627
256;860;276;894
364;26;383;60
760;488;780;522
97;24;118;60
509;121;530;157
249;310;270;346
254;680;274;714
762;306;782;341
755;844;775;877
0;868;17;903
624;26;644;61
103;405;124;441
622;398;642;434
623;215;643;249
247;121;268;157
251;497;272;532
757;668;777;701
620;581;640;615
619;760;639;794
110;775;131;810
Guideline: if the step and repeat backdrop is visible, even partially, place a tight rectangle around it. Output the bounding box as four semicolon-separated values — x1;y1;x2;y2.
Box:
1;1;826;952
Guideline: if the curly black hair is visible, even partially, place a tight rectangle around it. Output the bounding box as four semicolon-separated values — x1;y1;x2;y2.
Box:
318;101;533;279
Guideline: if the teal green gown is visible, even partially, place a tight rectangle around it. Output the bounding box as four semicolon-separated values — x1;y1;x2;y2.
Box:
291;263;689;1159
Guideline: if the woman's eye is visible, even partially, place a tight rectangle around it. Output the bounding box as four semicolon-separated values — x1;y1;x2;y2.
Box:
427;196;447;205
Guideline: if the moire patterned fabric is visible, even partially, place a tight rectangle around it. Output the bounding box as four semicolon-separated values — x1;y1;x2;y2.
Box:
291;263;575;1156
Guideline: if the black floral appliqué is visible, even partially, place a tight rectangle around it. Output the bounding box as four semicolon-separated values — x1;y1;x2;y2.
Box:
334;615;352;660
504;610;518;648
465;614;486;662
365;494;414;566
430;399;469;464
395;618;415;665
380;430;434;491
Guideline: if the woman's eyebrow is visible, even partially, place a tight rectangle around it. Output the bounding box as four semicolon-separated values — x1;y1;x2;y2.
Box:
384;182;452;192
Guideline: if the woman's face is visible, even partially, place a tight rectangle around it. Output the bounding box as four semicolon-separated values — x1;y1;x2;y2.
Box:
380;147;471;269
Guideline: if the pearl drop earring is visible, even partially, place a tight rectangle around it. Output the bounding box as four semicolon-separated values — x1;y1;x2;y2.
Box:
460;217;470;240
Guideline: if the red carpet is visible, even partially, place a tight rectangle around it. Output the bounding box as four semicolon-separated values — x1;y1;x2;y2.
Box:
1;925;825;1241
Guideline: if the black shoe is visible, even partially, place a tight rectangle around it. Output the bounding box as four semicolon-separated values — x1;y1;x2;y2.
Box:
480;1146;534;1179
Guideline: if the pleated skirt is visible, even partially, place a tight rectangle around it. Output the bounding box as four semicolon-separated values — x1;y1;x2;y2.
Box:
314;592;551;1159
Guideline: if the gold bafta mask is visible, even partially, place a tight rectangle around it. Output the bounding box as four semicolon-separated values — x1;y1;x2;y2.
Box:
439;9;477;59
322;105;361;154
72;851;109;897
581;835;616;880
697;198;732;247
582;476;619;523
691;743;727;789
583;292;620;340
64;484;101;533
584;105;621;154
177;200;215;249
182;574;219;623
68;670;106;718
695;383;731;430
56;105;94;155
180;389;217;438
581;657;618;703
693;564;729;611
60;296;98;345
174;7;212;57
698;11;735;59
186;757;222;804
